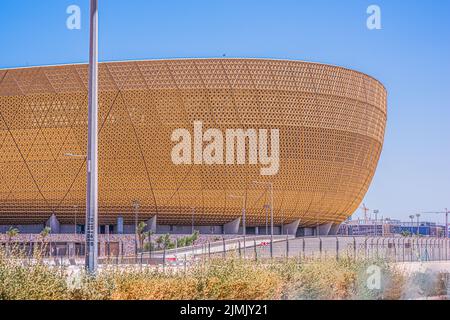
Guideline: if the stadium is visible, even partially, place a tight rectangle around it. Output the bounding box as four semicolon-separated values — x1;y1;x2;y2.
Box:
0;58;387;236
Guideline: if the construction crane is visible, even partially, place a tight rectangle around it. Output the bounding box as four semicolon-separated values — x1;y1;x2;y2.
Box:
361;203;370;222
422;208;449;239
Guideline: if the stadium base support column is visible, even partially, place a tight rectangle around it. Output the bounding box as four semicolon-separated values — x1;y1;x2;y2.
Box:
282;219;301;236
146;216;157;233
317;223;333;236
117;216;124;234
328;223;341;236
223;217;241;235
46;214;60;234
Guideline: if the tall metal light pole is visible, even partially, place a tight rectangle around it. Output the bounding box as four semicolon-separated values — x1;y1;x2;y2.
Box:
254;181;273;258
416;213;421;236
191;207;195;234
133;200;140;254
85;0;99;274
446;208;449;240
229;195;246;253
74;205;78;235
373;209;379;237
264;204;270;235
409;215;415;234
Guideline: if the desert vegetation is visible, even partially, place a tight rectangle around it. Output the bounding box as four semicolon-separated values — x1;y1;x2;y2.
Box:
0;246;447;300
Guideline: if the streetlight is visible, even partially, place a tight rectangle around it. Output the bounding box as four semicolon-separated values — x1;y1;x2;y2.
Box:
253;181;273;258
85;0;99;275
416;213;421;236
373;210;379;236
65;154;86;238
132;200;140;254
191;207;195;234
229;194;246;253
315;214;319;238
263;204;270;235
74;205;78;235
409;215;415;234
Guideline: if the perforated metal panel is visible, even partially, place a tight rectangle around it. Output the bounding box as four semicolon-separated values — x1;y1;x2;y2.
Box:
0;59;386;227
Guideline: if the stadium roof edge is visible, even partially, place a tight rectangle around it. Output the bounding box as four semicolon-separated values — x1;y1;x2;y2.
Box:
0;57;386;92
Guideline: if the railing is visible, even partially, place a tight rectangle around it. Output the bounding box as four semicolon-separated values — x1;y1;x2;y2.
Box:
2;236;449;268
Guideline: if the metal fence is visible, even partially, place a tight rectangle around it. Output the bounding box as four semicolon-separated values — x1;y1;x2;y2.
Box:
189;236;450;263
3;236;450;268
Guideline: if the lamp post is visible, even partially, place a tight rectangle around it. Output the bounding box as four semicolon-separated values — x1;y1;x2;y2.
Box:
229;195;246;254
191;207;195;234
409;215;415;234
373;210;379;237
446;208;449;240
253;181;273;258
65;154;86;237
84;0;99;275
416;213;421;236
264;204;270;235
316;214;319;237
74;205;78;235
132;200;140;254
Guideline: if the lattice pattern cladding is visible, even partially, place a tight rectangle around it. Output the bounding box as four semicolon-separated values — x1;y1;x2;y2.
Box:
0;59;387;227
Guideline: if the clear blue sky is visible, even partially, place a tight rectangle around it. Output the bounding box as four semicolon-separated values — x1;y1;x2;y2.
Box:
0;0;449;223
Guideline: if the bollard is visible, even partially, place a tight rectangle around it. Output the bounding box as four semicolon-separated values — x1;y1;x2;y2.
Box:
254;239;257;261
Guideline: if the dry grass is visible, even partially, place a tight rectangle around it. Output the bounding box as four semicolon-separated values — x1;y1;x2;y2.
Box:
1;248;446;300
0;250;68;300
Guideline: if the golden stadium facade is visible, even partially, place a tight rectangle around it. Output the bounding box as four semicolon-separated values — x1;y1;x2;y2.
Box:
0;58;386;231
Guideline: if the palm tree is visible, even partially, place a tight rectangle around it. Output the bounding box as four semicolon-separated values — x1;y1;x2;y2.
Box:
38;226;51;257
40;226;51;245
5;227;19;255
6;227;19;243
136;221;147;251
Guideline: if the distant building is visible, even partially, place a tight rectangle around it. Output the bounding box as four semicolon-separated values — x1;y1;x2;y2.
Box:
338;219;446;237
391;221;444;237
